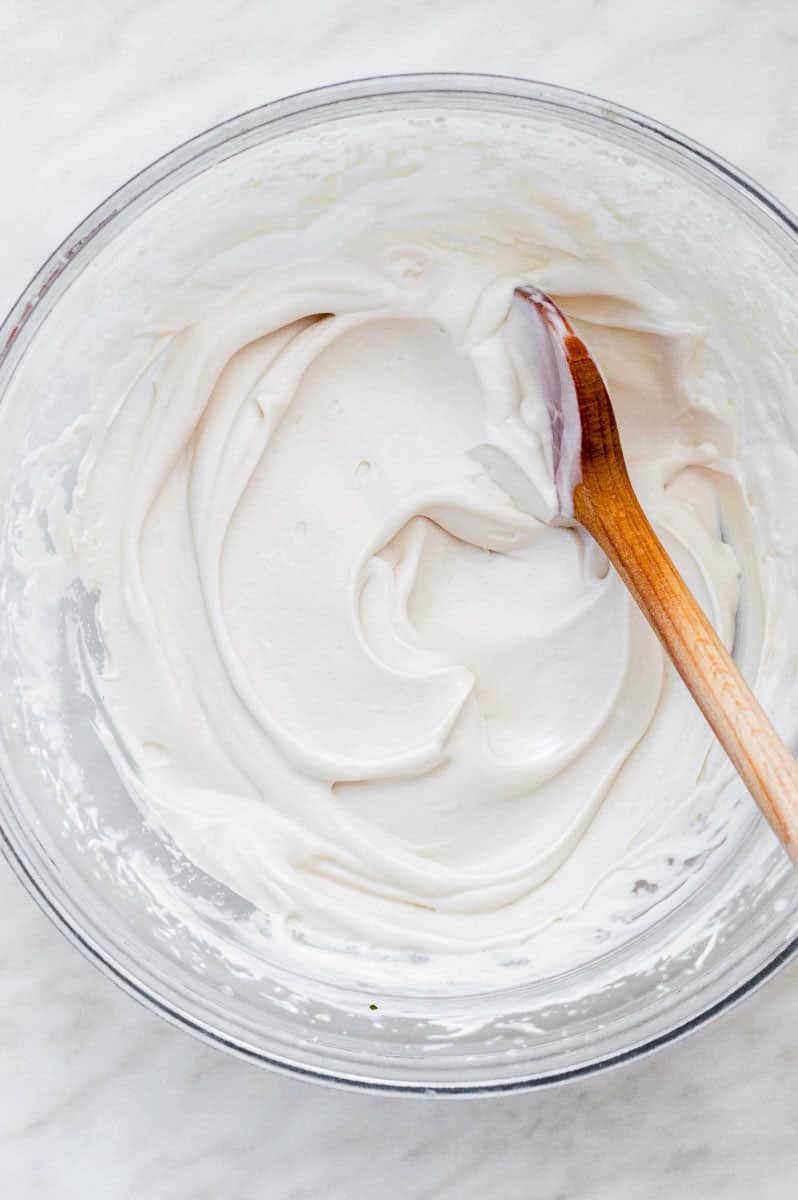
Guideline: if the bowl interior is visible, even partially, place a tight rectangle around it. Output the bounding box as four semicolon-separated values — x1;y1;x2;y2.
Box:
1;76;798;1092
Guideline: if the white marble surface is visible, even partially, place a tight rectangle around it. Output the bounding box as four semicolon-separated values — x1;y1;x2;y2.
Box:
3;1;798;1194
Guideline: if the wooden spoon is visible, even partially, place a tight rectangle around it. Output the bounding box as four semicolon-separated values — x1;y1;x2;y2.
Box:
514;285;798;860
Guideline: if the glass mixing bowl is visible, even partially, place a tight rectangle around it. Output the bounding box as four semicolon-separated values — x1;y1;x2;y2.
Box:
1;75;797;1095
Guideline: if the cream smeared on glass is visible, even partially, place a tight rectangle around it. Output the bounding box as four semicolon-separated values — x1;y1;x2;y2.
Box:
33;112;798;969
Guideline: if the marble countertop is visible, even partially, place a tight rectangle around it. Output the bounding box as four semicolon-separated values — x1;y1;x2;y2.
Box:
3;1;798;1194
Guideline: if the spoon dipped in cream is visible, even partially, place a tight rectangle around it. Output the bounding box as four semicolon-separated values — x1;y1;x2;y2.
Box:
514;285;798;860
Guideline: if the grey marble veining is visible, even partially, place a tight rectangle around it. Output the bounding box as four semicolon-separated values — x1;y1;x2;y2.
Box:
2;1;798;1195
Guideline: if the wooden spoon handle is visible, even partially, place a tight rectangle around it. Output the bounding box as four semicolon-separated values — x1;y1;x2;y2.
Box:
575;482;798;859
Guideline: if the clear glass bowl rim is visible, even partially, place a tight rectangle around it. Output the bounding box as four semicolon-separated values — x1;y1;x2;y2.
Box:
1;72;797;1096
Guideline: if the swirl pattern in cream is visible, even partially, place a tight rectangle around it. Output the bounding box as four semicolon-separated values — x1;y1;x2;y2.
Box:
59;111;798;971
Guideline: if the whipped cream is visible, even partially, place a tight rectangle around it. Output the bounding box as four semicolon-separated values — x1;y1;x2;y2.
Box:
11;110;798;981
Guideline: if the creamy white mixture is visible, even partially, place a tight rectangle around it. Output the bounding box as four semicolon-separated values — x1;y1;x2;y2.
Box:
13;111;798;978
